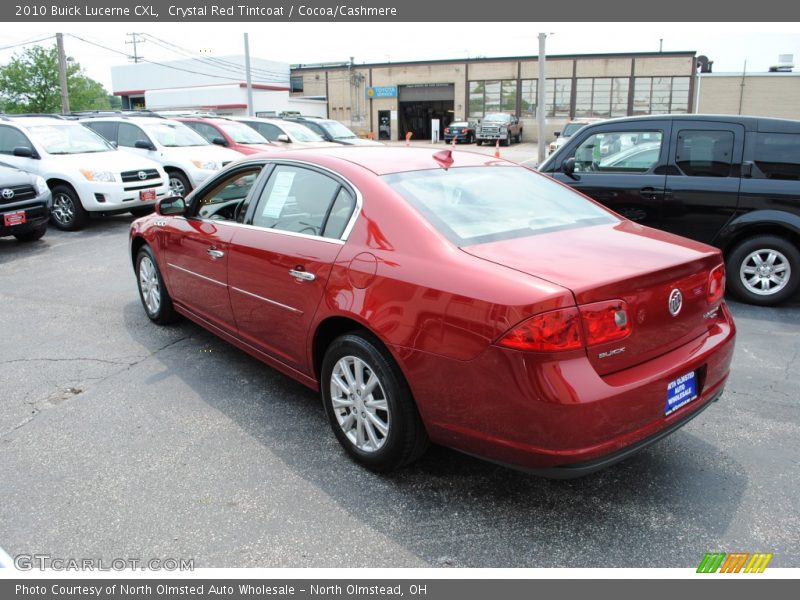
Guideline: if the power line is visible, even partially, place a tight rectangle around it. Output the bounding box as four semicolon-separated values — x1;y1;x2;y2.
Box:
125;33;145;63
0;35;56;52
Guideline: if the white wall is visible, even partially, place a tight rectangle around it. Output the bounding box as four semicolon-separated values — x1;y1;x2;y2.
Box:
144;85;328;117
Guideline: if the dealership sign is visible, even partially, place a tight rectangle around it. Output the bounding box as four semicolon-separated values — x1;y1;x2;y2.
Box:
366;86;398;98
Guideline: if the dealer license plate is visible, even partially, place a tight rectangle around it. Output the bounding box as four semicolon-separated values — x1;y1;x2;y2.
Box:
139;189;156;202
3;210;26;226
665;371;698;416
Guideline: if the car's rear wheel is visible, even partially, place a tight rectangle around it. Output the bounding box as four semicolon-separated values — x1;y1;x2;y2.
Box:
50;185;88;231
504;134;512;147
136;245;178;324
726;235;800;306
321;333;428;472
13;222;47;242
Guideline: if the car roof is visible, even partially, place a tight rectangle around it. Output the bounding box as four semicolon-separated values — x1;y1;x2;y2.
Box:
583;113;800;133
245;146;518;176
4;116;76;127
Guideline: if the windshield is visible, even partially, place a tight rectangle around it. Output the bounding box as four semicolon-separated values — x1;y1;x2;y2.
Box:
27;124;113;154
384;166;616;246
145;122;209;147
320;121;357;139
218;121;269;144
562;123;587;137
483;113;512;123
282;122;325;142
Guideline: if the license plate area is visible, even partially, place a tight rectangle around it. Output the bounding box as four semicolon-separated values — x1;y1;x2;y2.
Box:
665;371;698;416
139;189;156;202
3;210;26;226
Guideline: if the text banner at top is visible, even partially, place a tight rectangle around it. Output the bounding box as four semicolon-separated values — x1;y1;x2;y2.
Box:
4;0;800;21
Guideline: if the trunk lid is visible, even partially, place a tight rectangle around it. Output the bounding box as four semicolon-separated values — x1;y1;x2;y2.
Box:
462;221;723;375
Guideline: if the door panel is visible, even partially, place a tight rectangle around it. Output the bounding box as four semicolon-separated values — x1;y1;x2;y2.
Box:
662;122;745;244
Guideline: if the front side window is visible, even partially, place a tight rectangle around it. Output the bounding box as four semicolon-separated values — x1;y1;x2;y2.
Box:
384;166;617;246
753;132;800;180
118;123;150;148
573;130;664;173
251;165;343;237
218;121;269;144
0;125;33;155
675;130;734;177
194;166;264;221
248;122;282;141
26;124;112;154
185;122;221;143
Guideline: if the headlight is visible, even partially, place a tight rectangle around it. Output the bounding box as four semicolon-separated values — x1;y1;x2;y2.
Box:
192;160;222;170
34;176;48;195
80;169;116;182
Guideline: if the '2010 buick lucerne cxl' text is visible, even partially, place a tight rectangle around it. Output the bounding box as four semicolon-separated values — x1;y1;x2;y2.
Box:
129;147;736;476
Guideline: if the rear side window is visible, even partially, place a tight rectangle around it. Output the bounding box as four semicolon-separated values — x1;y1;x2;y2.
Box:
573;130;663;173
384;166;617;246
675;130;734;177
753;132;800;180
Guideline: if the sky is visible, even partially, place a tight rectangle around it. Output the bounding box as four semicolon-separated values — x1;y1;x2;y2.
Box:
1;22;799;91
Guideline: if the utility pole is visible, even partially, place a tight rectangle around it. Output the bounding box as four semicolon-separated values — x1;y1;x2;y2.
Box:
243;33;254;117
537;33;547;165
125;33;145;63
56;33;70;114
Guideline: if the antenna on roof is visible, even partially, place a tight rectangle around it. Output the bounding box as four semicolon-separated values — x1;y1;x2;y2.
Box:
433;149;454;169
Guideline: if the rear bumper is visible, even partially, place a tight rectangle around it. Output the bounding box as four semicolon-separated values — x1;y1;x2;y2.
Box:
396;303;736;474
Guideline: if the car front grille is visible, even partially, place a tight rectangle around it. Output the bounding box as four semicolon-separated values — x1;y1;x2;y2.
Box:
120;169;160;183
0;185;37;205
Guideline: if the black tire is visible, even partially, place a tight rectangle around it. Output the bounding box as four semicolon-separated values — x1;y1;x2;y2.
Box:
504;134;512;147
516;130;523;143
50;184;88;231
135;245;178;324
129;206;155;218
468;134;475;144
475;139;482;146
726;235;800;306
321;332;429;472
13;222;47;242
167;171;192;198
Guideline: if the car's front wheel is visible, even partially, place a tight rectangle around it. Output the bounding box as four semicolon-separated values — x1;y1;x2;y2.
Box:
321;332;428;472
136;245;178;324
50;185;88;231
726;235;800;306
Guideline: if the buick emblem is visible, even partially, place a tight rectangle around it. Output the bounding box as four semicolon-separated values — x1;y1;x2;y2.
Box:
137;171;148;180
668;288;683;316
1;188;13;200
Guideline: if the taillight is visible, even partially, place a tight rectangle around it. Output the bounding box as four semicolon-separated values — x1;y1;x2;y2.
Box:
496;308;583;352
579;300;631;346
707;264;725;303
444;128;451;134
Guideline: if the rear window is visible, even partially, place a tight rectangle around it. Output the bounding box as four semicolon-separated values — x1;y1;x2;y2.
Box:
384;166;617;245
754;132;800;180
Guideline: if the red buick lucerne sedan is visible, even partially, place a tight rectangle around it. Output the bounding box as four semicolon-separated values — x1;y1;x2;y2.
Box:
129;147;736;476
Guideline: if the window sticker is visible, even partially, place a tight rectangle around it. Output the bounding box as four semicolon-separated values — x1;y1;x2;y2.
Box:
262;170;296;218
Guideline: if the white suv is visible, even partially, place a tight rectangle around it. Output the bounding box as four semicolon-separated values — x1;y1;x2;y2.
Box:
81;114;241;197
0;115;170;230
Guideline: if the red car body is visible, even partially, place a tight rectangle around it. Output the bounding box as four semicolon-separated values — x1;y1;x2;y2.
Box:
130;147;736;476
176;117;281;156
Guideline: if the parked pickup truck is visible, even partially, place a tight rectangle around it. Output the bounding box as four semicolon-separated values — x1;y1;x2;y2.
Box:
475;113;522;146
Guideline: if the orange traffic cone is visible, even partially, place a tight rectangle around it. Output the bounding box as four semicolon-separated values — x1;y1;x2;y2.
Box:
405;131;413;147
494;139;500;158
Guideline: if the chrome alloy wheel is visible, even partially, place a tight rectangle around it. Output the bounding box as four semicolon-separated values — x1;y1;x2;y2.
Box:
51;192;75;225
169;176;185;197
740;248;791;296
138;255;161;315
330;356;390;453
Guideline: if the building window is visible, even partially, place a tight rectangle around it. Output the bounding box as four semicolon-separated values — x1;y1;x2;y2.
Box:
520;79;537;117
468;79;517;118
575;77;629;118
290;76;304;93
633;76;690;115
547;78;573;118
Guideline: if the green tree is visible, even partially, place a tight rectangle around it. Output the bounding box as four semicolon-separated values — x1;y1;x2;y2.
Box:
0;44;111;114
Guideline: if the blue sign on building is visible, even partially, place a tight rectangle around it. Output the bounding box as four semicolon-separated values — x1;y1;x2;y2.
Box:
366;86;398;99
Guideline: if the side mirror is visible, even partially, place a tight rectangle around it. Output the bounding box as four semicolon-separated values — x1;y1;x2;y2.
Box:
134;139;156;151
12;146;38;159
561;157;579;180
277;134;291;143
741;161;754;178
156;196;186;216
554;131;561;138
211;137;228;146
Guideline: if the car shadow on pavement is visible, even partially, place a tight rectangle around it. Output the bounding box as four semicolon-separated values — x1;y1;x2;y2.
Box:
120;299;748;568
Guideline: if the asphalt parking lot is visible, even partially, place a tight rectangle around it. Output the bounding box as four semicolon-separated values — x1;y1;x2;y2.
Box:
0;218;798;568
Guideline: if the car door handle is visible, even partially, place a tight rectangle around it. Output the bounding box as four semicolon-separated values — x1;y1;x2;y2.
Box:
639;187;662;200
207;248;225;259
289;268;315;282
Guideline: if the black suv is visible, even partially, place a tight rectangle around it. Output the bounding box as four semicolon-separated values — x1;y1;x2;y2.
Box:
0;161;51;242
539;114;800;305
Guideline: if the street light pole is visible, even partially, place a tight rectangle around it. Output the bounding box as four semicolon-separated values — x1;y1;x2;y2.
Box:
537;32;547;165
56;33;70;114
243;33;254;117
